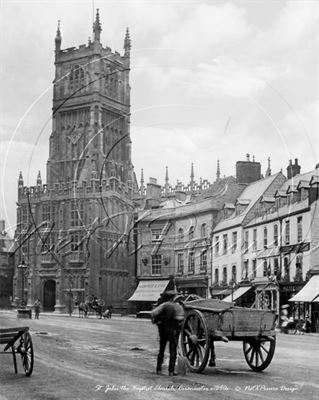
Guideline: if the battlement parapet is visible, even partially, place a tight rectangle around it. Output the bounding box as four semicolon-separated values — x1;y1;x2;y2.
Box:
18;177;135;202
56;42;126;63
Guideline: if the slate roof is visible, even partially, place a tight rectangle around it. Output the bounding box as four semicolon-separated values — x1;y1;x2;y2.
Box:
213;173;284;232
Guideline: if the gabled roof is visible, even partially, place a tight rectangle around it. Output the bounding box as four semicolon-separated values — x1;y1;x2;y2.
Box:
310;175;319;186
296;180;310;190
223;202;235;209
287;185;298;194
280;169;318;192
275;189;287;197
213;172;284;233
138;176;245;222
261;196;275;203
245;198;309;227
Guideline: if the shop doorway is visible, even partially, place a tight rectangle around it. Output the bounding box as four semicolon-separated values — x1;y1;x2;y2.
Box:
43;280;56;311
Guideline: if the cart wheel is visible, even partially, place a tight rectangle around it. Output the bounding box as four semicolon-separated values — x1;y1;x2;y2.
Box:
19;331;34;376
86;295;94;303
243;336;276;372
97;299;105;307
180;309;210;373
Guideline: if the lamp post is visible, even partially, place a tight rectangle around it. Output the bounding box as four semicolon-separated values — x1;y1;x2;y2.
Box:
18;261;28;308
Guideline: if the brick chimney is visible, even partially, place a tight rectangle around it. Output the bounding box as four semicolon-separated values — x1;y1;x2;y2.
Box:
236;154;261;184
146;178;162;208
287;159;301;179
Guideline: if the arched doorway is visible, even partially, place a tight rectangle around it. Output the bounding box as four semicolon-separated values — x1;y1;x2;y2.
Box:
43;280;56;311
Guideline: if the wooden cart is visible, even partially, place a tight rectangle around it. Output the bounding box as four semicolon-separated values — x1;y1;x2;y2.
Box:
180;299;276;373
0;327;34;376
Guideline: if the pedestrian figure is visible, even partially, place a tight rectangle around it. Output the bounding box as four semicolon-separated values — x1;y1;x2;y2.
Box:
301;315;311;333
151;290;185;376
103;305;113;319
34;299;41;319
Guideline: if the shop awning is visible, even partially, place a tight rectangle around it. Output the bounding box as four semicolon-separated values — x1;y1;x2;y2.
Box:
312;295;319;302
289;275;319;302
222;286;251;302
128;280;169;302
257;247;280;259
211;288;232;296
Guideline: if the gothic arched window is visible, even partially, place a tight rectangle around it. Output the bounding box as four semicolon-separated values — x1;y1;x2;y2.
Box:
69;65;85;92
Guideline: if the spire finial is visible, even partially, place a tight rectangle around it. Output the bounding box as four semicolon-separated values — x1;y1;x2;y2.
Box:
165;166;169;192
265;156;271;177
55;20;62;51
140;168;144;194
93;8;102;43
124;27;131;56
18;171;24;187
190;163;194;181
190;163;195;192
165;166;169;184
216;159;221;180
36;171;42;186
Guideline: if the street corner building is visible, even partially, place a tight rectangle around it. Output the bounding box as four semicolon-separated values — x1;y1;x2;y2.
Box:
13;11;138;313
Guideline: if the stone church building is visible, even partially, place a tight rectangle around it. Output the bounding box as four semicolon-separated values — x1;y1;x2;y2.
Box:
13;11;138;312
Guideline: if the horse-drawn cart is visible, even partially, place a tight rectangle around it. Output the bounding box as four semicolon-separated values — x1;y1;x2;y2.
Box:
180;299;276;373
0;326;34;376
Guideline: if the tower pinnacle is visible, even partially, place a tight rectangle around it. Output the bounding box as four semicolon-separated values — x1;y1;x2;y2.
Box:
140;168;144;194
190;162;195;191
55;20;62;51
165;166;169;193
93;9;102;43
124;27;131;56
265;156;271;177
18;171;24;187
36;171;42;186
216;159;221;181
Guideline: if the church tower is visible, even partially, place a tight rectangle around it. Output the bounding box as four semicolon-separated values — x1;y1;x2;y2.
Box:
48;11;133;188
14;13;137;313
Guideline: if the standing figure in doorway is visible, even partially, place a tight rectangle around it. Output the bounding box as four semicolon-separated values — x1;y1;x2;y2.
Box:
34;299;41;320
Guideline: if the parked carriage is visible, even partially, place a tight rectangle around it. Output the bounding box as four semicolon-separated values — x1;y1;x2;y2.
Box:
179;298;276;373
75;295;105;318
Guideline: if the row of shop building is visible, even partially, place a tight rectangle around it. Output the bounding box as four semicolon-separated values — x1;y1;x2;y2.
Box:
129;159;319;331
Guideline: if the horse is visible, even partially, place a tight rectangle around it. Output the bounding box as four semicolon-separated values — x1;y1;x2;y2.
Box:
74;299;89;318
81;296;105;319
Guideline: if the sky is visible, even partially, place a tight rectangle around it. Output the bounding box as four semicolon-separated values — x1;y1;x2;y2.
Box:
0;0;318;235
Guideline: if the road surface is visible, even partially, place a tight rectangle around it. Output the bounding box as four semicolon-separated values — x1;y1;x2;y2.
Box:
0;311;318;400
